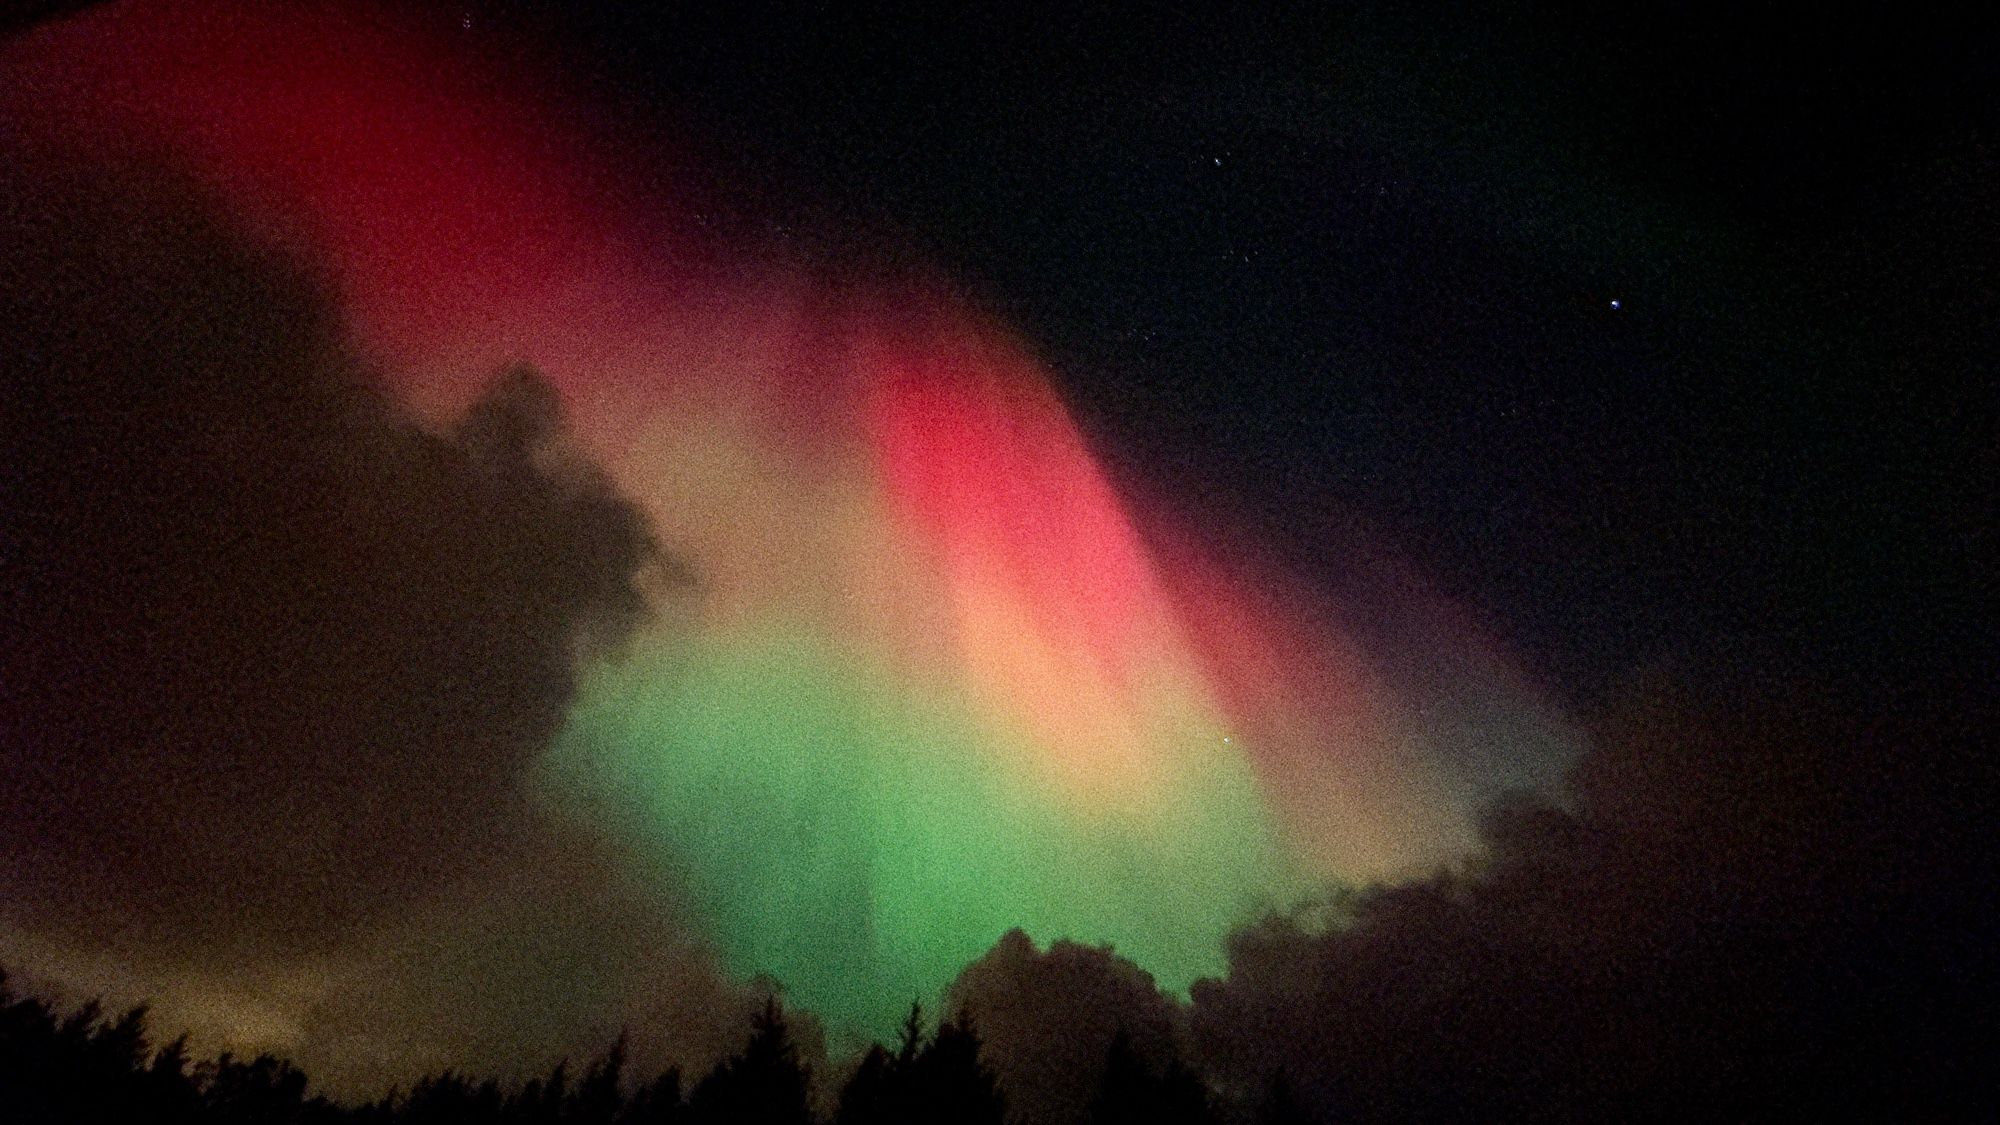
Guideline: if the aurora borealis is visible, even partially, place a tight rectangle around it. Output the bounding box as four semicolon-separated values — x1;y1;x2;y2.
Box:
3;0;1584;1052
4;3;1989;1119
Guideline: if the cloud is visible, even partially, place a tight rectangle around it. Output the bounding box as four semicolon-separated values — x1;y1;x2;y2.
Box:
283;823;809;1100
0;132;699;1093
945;930;1187;1125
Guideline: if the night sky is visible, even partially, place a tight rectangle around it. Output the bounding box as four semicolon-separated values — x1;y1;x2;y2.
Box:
1;0;1991;1111
507;2;1991;694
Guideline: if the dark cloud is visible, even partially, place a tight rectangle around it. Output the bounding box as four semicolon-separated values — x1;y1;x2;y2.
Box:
0;131;657;972
945;930;1187;1125
284;825;808;1099
1185;664;1990;1120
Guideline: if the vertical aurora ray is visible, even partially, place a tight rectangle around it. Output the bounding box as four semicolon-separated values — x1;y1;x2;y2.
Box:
14;0;1578;1040
542;309;1314;1032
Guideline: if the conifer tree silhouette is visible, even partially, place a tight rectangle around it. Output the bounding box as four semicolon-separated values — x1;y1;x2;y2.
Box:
687;997;813;1125
624;1066;686;1125
834;1045;895;1125
1087;1030;1214;1125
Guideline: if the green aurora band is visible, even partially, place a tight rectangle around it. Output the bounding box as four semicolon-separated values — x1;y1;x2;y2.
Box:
544;626;1305;1035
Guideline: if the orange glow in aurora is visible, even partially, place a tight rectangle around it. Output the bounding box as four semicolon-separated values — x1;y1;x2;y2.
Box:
9;1;1577;1034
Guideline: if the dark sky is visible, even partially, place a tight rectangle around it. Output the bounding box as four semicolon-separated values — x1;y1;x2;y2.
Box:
457;1;1993;702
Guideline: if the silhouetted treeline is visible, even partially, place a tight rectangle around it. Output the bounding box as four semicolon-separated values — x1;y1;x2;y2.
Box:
3;671;1988;1123
0;976;330;1125
835;1003;1004;1125
0;983;996;1125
